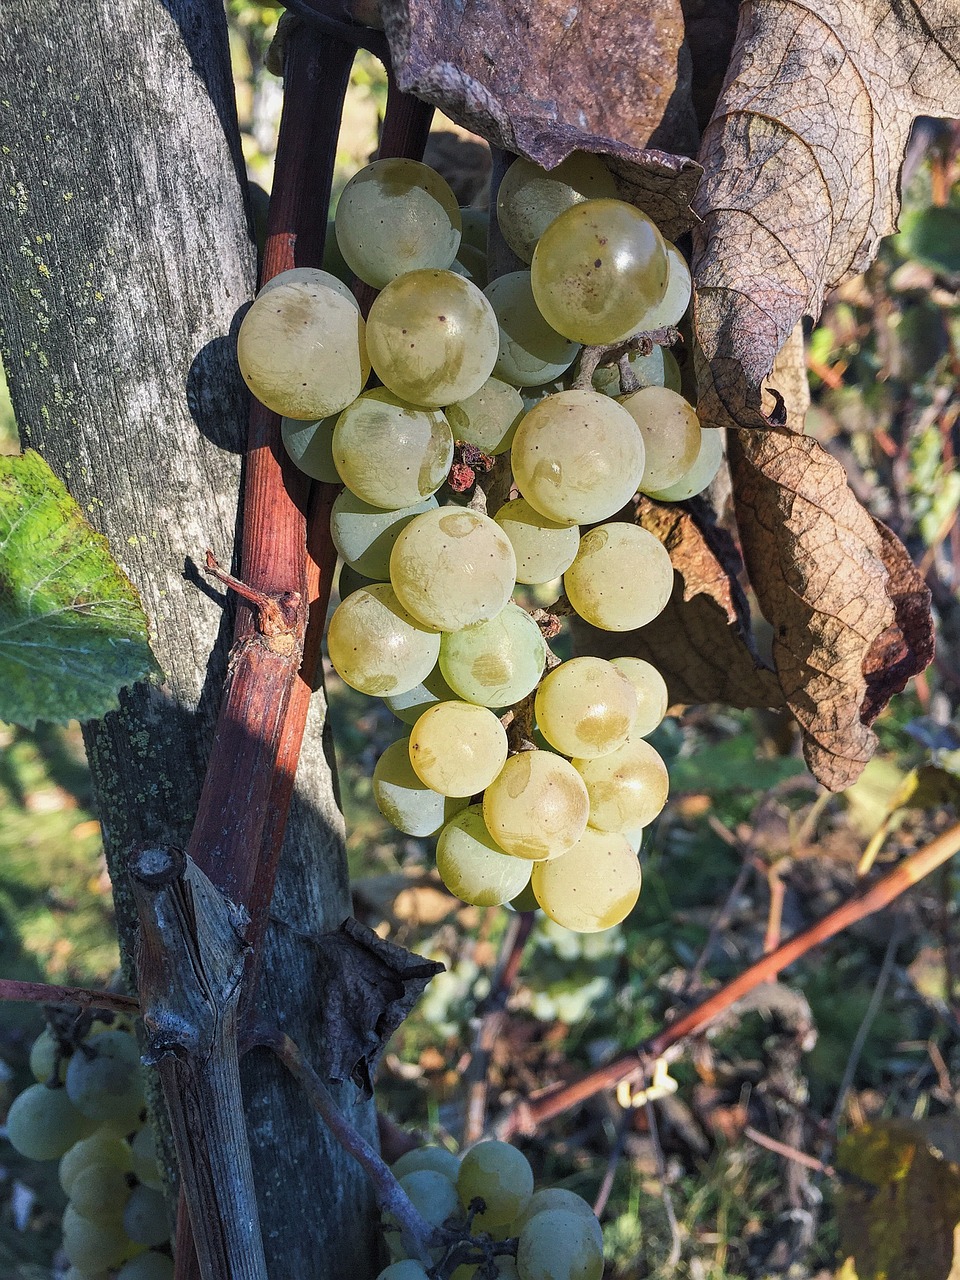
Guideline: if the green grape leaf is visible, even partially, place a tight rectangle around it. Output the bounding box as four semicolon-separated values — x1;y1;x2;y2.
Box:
0;450;161;727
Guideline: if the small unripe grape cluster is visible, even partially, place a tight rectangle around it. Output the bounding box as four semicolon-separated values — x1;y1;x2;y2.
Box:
5;1016;173;1279
380;1139;603;1280
237;152;724;933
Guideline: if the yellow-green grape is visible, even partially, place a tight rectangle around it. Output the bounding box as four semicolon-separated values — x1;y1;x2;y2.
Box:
390;507;517;632
439;603;546;708
65;1031;145;1132
236;278;370;420
534;657;638;759
323;218;353;284
514;1189;603;1251
408;702;508;798
460;207;489;254
392;1145;461;1183
446;378;525;455
436;806;533;907
281;416;341;483
572;736;669;831
520;378;567;413
530;199;669;345
333;389;453;510
457;1140;534;1228
625;240;692;334
69;1161;132;1224
564;523;673;631
384;664;457;725
66;1268;110;1280
516;1208;604;1280
331;491;439;581
123;1185;171;1247
377;1263;432;1280
454;243;489;288
366;269;500;408
496;153;619;263
337;563;381;601
510;390;645;525
29;1026;69;1084
619;386;701;493
482;751;589;861
484;271;580;388
645;427;725;502
61;1133;134;1196
326;583;441;697
507;880;541;913
532;830;641;933
130;1125;163;1191
591;346;664;397
335;158;461;288
257;265;359;310
608;657;668;737
62;1203;131;1272
6;1082;93;1160
373;738;469;837
493;498;580;586
662;348;682;392
116;1256;176;1280
398;1168;460;1227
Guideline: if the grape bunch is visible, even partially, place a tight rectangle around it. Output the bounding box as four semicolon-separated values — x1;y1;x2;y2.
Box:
237;152;724;934
4;1014;173;1279
380;1138;604;1280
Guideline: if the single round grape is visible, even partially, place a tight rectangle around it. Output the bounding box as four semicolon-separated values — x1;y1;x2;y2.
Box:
61;1133;134;1196
514;1189;603;1251
645;427;725;502
533;830;641;933
237;279;370;420
484;271;580;388
123;1185;170;1247
281;416;341;483
440;603;546;708
326;583;441;698
457;1140;534;1228
331;491;439;581
333;389;453;510
366;269;500;408
453;244;489;288
608;657;668;737
516;1207;604;1280
531;199;669;345
29;1026;69;1084
625;241;692;333
564;523;673;631
62;1203;131;1272
390;507;517;632
384;663;457;725
257;265;359;310
436;806;533;907
376;1263;431;1280
446;378;525;455
373;738;469;837
408;702;508;798
534;657;638;759
619;386;701;493
496;153;619;263
493;497;580;586
482;751;590;861
510;390;645;525
398;1168;460;1227
592;345;665;397
116;1255;176;1280
335;159;461;288
392;1145;461;1183
130;1124;163;1190
573;735;669;831
460;207;489;254
6;1082;93;1160
70;1161;132;1224
323;218;353;283
336;563;381;602
65;1031;145;1130
507;880;541;913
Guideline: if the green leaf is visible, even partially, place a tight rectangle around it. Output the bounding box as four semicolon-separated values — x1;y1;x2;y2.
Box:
896;205;960;275
0;450;161;727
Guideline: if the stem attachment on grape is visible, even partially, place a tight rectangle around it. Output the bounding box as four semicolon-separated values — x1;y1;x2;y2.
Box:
573;326;681;391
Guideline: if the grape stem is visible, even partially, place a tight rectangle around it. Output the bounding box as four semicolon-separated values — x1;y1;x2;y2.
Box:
573;326;681;392
0;978;140;1016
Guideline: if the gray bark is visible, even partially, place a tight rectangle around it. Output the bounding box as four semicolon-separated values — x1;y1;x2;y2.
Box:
0;2;379;1275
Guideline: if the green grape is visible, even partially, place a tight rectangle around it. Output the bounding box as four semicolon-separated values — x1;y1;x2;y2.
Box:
436;806;533;907
460;207;489;254
662;348;682;392
496;153;619;263
257;265;359;310
333;389;453;510
61;1133;134;1195
608;657;668;737
456;1139;534;1228
398;1168;460;1227
453;243;489;288
336;563;381;601
482;751;589;861
493;497;580;586
645;427;725;501
6;1081;94;1160
376;1263;432;1280
236;278;370;420
366;269;500;408
384;663;457;724
530;199;668;345
69;1161;131;1224
281;416;341;483
572;735;669;831
408;702;508;798
65;1267;111;1280
373;738;469;837
564;523;673;631
390;507;517;632
484;271;580;388
116;1255;176;1280
326;583;441;698
130;1124;163;1191
439;603;546;708
510;390;645;525
331;491;439;581
323;218;353;284
514;1189;603;1251
619;386;701;493
507;879;540;913
534;657;638;759
29;1026;69;1083
123;1184;171;1247
625;240;691;334
516;1208;604;1280
65;1031;145;1130
392;1145;461;1183
591;345;664;397
62;1203;132;1272
335;158;461;288
532;830;641;933
446;378;525;455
